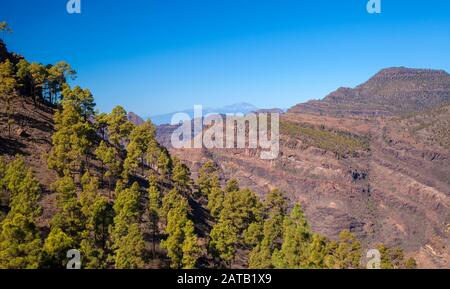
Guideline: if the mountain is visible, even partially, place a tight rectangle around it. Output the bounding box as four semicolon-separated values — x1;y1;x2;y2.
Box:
169;68;450;268
127;111;145;126
149;102;258;125
289;67;450;116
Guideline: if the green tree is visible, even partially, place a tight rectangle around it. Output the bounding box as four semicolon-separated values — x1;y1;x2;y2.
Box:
114;223;145;269
95;140;121;189
0;213;42;269
46;61;76;104
42;227;74;268
1;157;27;199
16;59;33;97
107;106;133;150
196;160;219;198
172;157;192;193
123;120;156;179
157;147;172;182
182;220;201;269
220;188;263;233
109;182;145;268
29;62;47;103
224;178;240;193
0;22;12;43
209;219;238;266
332;230;362;269
404;257;417;269
248;189;289;268
79;173;112;268
146;138;161;171
304;233;332;269
377;244;414;269
207;177;224;219
161;197;200;269
147;174;161;259
161;188;184;226
272;204;311;269
49;175;84;241
47;84;95;176
210;186;263;266
0;164;42;269
0;59;17;138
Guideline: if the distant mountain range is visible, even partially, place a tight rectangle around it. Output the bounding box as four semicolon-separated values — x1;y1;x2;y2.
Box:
148;102;260;125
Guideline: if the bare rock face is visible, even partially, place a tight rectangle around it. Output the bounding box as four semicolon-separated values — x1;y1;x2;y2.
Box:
289;67;450;116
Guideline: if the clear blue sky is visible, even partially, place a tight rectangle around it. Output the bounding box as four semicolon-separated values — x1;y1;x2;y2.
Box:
2;0;450;116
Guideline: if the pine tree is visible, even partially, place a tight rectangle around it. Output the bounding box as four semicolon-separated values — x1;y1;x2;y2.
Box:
264;189;289;217
1;156;27;199
106;106;134;151
79;172;112;268
110;182;145;268
47;84;95;176
404;257;417;269
147;173;160;259
376;244;414;269
114;223;145;269
220;188;263;233
161;188;184;226
16;59;33;97
49;175;84;242
146;138;161;171
0;21;13;37
271;204;311;269
123;120;156;179
224;178;240;193
160;199;186;268
0;157;5;211
332;230;362;269
172;157;192;193
209;219;238;266
161;197;201;269
157;147;172;182
248;189;288;268
304;234;331;269
46;61;76;104
8;169;42;218
0;213;42;269
29;62;47;103
207;177;224;219
0;59;17;138
0;164;42;269
196;160;219;198
95;140;121;189
209;185;263;266
42;227;75;268
181;220;201;269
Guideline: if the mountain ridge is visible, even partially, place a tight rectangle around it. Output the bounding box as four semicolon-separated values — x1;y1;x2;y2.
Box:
289;67;450;116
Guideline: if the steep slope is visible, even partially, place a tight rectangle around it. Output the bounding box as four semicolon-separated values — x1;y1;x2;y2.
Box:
168;69;450;268
289;67;450;116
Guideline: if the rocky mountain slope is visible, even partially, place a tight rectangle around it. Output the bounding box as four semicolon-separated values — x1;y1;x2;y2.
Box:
289;67;450;116
166;69;450;268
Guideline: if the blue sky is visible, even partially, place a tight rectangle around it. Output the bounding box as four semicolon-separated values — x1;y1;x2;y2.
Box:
1;0;450;117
